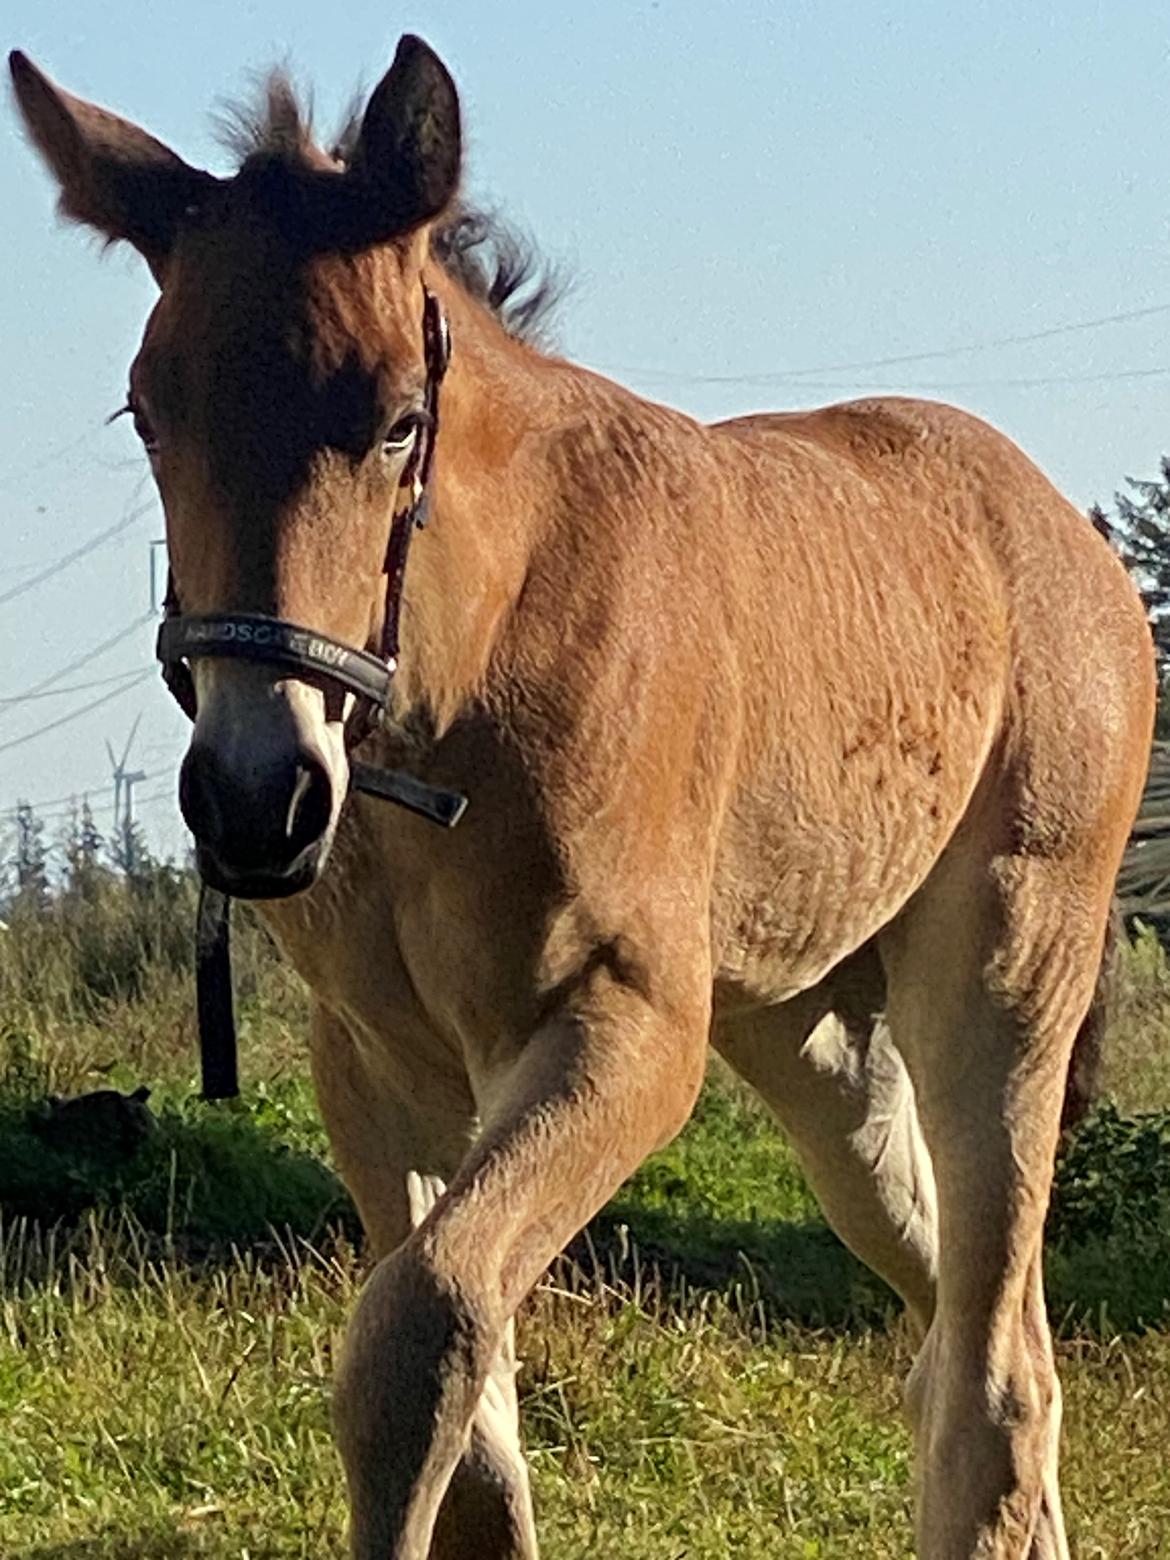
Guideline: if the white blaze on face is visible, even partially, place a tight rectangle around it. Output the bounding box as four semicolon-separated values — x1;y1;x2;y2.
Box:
190;657;351;861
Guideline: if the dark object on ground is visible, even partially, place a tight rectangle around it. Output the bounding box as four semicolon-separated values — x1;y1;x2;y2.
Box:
32;1085;157;1162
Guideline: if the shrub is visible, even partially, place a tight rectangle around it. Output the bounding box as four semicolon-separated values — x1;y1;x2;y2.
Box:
0;1076;353;1250
1047;1101;1170;1329
1051;1101;1170;1248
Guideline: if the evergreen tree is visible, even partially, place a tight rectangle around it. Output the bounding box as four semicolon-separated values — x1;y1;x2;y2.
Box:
11;801;50;913
111;813;149;882
114;802;169;892
64;798;109;901
1092;456;1170;732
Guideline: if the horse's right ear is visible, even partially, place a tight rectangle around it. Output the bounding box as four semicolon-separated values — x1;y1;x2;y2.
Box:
9;51;215;276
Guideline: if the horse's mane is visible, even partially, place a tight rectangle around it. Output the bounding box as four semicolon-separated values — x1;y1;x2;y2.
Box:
215;71;567;346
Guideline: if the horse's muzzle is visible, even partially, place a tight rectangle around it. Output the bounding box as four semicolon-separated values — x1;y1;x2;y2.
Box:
179;725;337;900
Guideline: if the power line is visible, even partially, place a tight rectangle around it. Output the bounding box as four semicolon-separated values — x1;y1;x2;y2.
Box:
135;785;182;813
0;559;52;580
0;666;147;708
723;364;1170;394
614;362;1170;395
1;768;165;821
756;300;1170;380
0;425;107;496
0;497;155;610
605;298;1170;387
0;670;152;757
0;612;154;718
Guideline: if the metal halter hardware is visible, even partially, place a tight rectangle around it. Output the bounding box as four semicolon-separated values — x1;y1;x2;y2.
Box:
154;285;465;1099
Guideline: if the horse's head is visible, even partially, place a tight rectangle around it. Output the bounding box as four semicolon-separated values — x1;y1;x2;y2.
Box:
10;38;461;897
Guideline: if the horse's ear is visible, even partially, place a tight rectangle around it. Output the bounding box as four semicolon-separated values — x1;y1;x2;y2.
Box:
343;35;461;245
9;51;214;274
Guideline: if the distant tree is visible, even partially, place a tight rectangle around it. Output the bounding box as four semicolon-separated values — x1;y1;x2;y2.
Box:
111;814;149;883
1092;456;1170;734
63;799;110;902
10;801;50;914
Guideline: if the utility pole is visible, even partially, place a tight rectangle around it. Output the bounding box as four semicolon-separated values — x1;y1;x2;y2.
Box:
149;539;168;614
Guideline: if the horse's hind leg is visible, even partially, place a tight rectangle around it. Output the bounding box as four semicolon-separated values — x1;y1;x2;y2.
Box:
713;953;938;1334
309;1006;539;1560
880;834;1114;1560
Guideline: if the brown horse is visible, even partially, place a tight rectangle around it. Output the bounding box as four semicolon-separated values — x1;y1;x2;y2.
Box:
11;37;1154;1559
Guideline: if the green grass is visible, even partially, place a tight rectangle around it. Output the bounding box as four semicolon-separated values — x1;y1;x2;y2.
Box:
2;891;1170;1555
1;1223;1169;1558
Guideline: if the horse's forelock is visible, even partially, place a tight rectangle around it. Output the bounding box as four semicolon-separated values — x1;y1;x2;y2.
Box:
212;71;566;345
214;70;319;165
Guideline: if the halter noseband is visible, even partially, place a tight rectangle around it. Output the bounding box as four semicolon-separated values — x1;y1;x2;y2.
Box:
154;286;466;1101
156;613;395;710
154;285;464;828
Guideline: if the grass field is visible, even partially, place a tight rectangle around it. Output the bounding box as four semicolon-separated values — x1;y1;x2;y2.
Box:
2;883;1170;1556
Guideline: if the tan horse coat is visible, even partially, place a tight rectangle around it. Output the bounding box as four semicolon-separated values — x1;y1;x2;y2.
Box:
12;37;1154;1559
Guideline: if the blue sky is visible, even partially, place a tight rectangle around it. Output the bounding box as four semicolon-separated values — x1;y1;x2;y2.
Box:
3;1;1168;860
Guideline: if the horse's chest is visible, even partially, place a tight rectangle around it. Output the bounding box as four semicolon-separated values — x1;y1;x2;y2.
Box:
266;795;560;1077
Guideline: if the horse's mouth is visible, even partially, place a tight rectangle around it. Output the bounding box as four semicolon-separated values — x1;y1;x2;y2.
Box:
193;839;327;901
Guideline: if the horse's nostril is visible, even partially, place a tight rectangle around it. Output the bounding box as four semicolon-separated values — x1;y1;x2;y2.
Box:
286;754;333;858
179;742;223;843
179;738;335;887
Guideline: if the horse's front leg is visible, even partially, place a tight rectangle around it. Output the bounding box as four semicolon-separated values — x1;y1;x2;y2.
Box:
333;939;710;1560
309;1004;536;1557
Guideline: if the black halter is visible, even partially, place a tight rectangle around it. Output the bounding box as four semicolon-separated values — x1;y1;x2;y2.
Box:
155;286;466;1099
156;612;396;714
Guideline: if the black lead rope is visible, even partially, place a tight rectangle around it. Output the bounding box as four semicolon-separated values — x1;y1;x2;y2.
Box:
157;286;463;1100
196;886;237;1100
197;776;466;1101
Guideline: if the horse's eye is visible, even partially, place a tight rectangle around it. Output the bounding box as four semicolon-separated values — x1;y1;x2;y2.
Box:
131;403;159;457
381;413;424;461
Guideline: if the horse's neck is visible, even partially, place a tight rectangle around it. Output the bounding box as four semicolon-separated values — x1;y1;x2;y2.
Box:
391;278;719;743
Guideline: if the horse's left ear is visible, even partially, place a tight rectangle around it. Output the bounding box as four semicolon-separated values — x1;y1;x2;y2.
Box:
341;34;461;247
9;51;215;275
